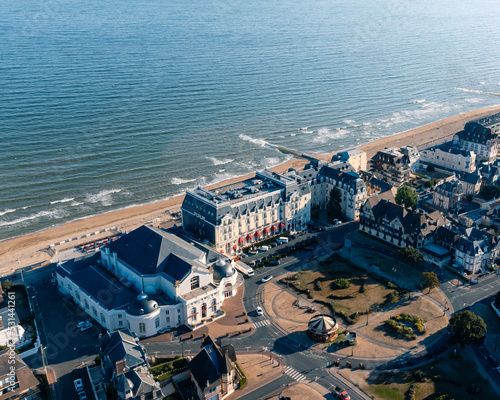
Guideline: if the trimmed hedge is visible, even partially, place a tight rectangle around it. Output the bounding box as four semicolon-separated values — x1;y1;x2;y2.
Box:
235;362;247;389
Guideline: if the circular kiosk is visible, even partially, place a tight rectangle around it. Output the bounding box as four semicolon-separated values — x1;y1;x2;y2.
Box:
308;314;338;342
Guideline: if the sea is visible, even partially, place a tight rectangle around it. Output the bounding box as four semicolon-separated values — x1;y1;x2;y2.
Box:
1;0;500;242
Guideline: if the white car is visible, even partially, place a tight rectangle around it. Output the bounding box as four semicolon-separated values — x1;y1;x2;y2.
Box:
261;275;273;283
74;378;84;392
256;307;263;316
76;321;87;328
80;322;93;332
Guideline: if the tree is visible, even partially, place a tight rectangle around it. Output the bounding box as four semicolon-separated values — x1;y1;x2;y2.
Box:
395;186;418;208
398;247;423;266
479;184;500;201
327;187;342;222
421;272;440;292
448;310;487;346
1;280;12;292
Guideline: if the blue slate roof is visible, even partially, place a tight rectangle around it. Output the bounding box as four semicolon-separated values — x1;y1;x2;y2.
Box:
57;256;137;310
106;225;204;278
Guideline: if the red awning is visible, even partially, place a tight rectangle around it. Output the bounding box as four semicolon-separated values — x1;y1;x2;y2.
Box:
246;234;252;241
233;245;237;250
238;237;244;244
263;228;269;234
254;231;261;237
271;225;277;231
278;222;285;228
220;250;224;253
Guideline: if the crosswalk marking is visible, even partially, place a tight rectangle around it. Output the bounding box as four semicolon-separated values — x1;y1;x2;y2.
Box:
254;319;271;328
285;366;306;381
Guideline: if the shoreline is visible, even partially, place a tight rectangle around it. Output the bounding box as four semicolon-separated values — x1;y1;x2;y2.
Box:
2;104;500;273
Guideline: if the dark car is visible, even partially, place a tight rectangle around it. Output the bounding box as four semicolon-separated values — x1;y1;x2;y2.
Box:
269;259;281;265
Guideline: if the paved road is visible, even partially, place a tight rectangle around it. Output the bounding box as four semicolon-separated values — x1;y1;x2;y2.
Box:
19;265;101;400
440;273;500;312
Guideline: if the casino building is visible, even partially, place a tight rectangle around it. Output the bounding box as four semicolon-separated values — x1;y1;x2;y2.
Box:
55;225;238;338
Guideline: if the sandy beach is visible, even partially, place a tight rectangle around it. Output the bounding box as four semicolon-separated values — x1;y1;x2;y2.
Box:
1;104;500;274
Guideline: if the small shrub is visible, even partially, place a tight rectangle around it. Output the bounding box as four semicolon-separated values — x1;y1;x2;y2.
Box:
245;318;249;323
332;278;350;289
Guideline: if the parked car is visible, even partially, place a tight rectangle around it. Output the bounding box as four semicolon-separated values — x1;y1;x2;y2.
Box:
261;275;273;283
256;306;263;316
78;392;87;400
470;279;478;285
269;259;281;265
76;321;87;329
80;322;93;332
74;378;84;392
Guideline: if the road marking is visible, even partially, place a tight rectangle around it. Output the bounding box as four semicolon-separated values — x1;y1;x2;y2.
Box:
254;319;271;328
285;366;306;381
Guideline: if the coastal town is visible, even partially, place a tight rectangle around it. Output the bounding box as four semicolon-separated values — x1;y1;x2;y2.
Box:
2;110;500;400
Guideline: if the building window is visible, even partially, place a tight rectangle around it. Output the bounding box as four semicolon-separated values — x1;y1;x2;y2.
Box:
191;276;200;290
118;314;122;319
166;316;170;324
75;292;81;301
139;323;146;333
118;320;123;327
155;317;160;328
84;300;89;309
92;307;97;317
191;307;197;321
212;298;217;312
100;313;105;324
202;303;207;318
165;310;169;315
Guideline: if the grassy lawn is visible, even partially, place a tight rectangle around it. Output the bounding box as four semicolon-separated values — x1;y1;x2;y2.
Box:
364;347;498;400
371;385;405;400
284;254;395;317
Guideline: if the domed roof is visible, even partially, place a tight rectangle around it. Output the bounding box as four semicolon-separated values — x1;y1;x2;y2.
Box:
127;293;158;316
308;314;338;335
213;258;235;280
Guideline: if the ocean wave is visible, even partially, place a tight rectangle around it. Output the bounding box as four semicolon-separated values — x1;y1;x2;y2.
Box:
85;189;122;206
170;177;197;185
206;156;234;166
50;197;75;205
313;128;350;143
455;87;483;94
71;201;84;207
411;99;426;104
479;82;486;85
343;119;356;125
0;209;16;217
465;98;483;104
0;209;67;228
239;134;276;149
302;130;313;134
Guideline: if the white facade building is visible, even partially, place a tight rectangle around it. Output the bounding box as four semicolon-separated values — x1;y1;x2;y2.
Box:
297;163;367;220
419;145;476;173
182;169;311;253
56;226;238;338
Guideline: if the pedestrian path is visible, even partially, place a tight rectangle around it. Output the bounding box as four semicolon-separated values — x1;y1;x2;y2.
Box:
254;319;271;328
285;366;306;381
